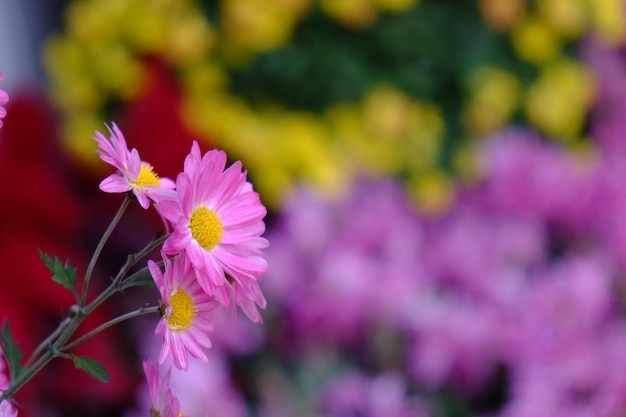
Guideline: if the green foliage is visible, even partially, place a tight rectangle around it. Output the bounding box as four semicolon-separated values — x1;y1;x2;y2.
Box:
70;355;110;383
38;250;77;294
0;320;23;382
224;0;538;169
228;1;524;108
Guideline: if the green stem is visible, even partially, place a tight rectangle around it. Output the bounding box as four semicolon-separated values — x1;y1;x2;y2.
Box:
22;318;72;370
83;233;167;315
1;230;168;402
62;306;159;351
81;196;130;305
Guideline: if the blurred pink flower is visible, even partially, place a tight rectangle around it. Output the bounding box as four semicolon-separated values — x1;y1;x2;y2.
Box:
263;178;425;345
0;73;7;129
149;252;219;370
0;401;17;417
127;328;249;417
0;349;15;417
0;349;8;391
94;122;176;208
142;359;185;417
159;143;268;319
319;371;429;417
167;353;249;417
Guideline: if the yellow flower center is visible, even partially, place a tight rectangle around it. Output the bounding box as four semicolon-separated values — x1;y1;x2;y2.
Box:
150;408;161;417
189;206;224;250
134;162;161;187
167;288;195;331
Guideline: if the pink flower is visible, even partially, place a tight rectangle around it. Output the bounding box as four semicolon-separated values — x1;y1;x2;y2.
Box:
158;142;268;317
0;349;8;391
149;252;219;370
142;359;184;417
0;72;8;129
94;123;175;208
0;350;16;417
0;401;17;417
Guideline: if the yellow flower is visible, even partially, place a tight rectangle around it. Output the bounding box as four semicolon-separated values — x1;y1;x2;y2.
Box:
372;0;418;13
164;14;215;65
221;0;300;52
478;0;526;31
538;0;586;39
407;169;455;215
362;85;415;141
585;0;626;45
462;66;521;136
524;59;595;142
319;0;378;28
511;14;560;64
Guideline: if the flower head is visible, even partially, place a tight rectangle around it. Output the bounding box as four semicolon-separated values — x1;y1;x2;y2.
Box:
149;252;219;370
142;359;183;417
158;142;268;317
94;123;175;208
0;72;8;129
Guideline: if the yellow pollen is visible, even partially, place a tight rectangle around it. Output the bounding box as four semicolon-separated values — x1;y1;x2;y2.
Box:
189;206;224;250
166;288;195;331
134;162;161;187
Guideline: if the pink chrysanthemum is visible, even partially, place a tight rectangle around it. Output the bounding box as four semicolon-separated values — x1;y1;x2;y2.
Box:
149;252;219;370
94;122;175;208
142;359;184;417
158;142;268;316
0;72;8;129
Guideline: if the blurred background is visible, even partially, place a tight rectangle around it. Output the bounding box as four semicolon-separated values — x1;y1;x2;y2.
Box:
3;0;626;416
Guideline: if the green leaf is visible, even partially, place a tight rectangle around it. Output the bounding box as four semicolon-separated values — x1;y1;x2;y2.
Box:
71;355;110;383
0;320;23;381
38;250;77;292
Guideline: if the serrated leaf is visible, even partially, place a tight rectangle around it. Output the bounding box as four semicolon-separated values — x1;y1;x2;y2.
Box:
38;250;76;292
0;320;23;381
71;355;110;383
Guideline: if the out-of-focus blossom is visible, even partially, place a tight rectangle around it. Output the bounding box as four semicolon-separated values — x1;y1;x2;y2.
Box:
511;14;561;65
264;177;428;350
0;349;8;390
524;59;596;142
142;360;184;417
167;353;249;417
478;0;525;31
537;0;586;40
0;348;16;417
587;0;626;45
0;401;17;417
221;0;306;53
319;371;428;417
0;72;8;129
462;66;521;137
128;328;251;417
149;252;219;371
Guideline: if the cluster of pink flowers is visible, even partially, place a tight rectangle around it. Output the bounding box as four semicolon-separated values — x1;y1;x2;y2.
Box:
94;122;268;413
252;125;626;416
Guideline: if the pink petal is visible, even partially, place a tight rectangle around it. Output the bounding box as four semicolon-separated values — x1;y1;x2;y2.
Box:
99;174;132;193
